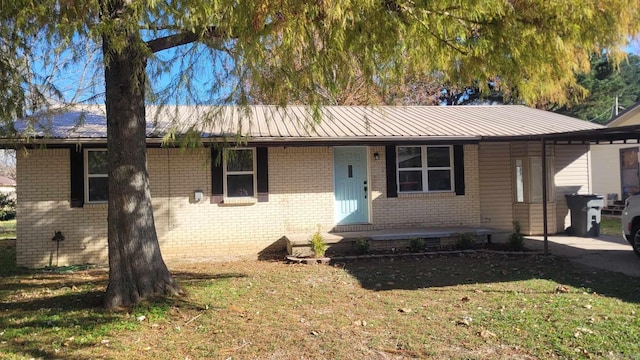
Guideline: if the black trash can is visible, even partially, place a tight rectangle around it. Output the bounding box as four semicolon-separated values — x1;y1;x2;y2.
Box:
565;194;604;237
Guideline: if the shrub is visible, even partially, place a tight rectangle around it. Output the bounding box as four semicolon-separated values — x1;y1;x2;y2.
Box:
309;231;327;258
353;237;371;255
508;221;525;251
0;193;15;221
456;233;476;249
353;237;370;255
408;238;426;252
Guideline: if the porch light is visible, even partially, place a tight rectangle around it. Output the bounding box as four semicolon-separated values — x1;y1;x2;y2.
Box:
373;152;380;160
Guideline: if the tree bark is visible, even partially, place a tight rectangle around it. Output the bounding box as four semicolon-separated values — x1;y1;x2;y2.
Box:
102;12;181;308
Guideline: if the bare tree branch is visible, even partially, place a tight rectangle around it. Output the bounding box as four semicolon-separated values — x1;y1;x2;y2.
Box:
146;32;199;53
146;25;233;53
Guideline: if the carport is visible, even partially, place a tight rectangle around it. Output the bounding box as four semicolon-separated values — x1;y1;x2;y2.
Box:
484;124;640;255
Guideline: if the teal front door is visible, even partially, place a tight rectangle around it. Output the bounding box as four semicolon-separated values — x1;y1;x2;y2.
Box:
334;147;369;225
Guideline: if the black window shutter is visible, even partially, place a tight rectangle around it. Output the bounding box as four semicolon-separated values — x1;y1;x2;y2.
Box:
385;145;398;198
256;147;269;202
70;147;84;207
454;145;465;196
211;147;224;203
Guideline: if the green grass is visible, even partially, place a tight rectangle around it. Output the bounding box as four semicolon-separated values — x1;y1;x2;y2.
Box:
0;218;16;239
600;217;622;236
1;241;639;359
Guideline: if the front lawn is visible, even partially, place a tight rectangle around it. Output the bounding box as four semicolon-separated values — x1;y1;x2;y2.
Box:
1;241;639;359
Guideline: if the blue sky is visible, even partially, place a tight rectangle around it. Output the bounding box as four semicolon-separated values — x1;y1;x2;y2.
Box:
40;35;640;106
628;37;640;55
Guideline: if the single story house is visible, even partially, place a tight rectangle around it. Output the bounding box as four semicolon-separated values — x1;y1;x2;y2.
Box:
590;101;640;202
6;105;628;267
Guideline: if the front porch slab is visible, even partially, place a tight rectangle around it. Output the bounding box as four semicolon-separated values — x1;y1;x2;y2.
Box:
284;227;507;257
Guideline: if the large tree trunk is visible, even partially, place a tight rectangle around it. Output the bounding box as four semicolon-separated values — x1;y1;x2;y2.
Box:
102;9;181;308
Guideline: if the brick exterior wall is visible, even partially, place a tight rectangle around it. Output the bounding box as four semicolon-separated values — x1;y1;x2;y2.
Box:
335;144;480;232
17;144;482;267
17;149;108;267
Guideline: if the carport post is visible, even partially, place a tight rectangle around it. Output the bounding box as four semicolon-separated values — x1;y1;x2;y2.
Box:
542;139;549;255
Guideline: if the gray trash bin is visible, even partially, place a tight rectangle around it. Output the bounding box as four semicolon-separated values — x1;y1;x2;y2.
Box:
565;194;604;237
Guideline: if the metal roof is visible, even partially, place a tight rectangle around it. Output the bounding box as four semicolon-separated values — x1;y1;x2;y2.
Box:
12;105;604;144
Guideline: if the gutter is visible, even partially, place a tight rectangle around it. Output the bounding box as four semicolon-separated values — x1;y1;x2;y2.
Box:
0;135;484;148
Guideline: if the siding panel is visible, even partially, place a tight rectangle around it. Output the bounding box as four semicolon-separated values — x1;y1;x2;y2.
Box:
478;143;513;232
555;145;590;233
591;144;636;200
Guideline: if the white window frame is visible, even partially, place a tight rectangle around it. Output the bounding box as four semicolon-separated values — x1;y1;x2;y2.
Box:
530;156;555;203
397;145;453;193
84;149;108;204
513;156;554;203
223;148;257;199
515;159;525;203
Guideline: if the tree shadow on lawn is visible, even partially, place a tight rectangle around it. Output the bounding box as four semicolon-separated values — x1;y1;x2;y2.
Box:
0;269;246;296
2;340;98;360
0;270;248;360
0;272;106;296
338;252;640;304
0;270;247;313
0;290;119;360
172;270;248;282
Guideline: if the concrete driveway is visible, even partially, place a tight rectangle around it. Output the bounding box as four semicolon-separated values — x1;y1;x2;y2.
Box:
524;234;640;277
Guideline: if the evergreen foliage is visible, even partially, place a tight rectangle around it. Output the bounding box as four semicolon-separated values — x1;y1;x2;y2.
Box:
551;54;640;123
309;231;327;258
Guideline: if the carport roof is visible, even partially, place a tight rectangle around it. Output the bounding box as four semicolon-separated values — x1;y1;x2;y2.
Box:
487;123;640;144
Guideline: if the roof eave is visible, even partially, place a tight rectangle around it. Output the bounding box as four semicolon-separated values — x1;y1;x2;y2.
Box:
484;124;640;144
605;101;640;127
0;135;484;147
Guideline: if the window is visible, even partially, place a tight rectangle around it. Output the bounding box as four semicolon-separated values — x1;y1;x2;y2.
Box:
513;157;554;203
397;146;452;193
530;157;555;203
515;159;524;202
224;148;256;198
530;157;544;203
85;149;108;203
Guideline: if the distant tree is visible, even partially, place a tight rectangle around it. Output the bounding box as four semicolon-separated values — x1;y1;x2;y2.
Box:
551;54;640;123
0;150;16;180
250;70;516;106
0;193;16;221
2;1;639;308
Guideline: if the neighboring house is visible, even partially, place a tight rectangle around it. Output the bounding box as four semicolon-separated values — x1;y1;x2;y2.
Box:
591;101;640;202
4;105;615;267
0;175;16;198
